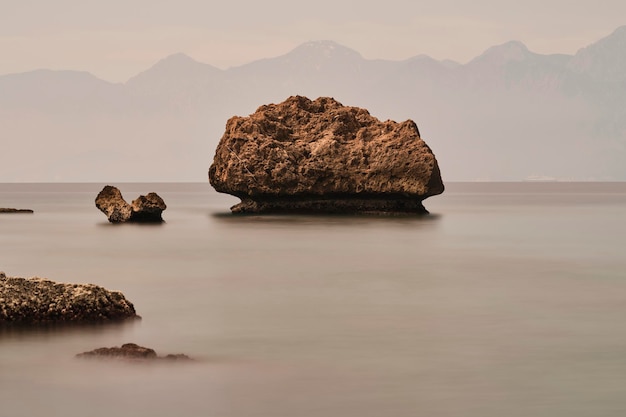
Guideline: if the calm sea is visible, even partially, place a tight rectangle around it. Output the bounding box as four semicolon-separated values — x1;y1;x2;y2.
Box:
1;182;626;417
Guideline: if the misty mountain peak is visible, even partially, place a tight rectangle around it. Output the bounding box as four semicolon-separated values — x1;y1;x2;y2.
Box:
472;40;532;65
2;69;110;84
126;52;221;87
580;25;626;52
288;40;363;61
611;25;626;37
146;52;219;73
159;52;200;65
569;25;626;77
406;54;439;63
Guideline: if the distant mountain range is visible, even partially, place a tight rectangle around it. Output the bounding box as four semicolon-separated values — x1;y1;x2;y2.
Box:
2;26;625;182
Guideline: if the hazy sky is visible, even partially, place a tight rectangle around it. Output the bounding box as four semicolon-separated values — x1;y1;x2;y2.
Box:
2;0;625;82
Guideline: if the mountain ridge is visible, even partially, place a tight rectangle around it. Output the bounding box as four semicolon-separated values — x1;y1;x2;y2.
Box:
1;26;625;182
2;26;622;85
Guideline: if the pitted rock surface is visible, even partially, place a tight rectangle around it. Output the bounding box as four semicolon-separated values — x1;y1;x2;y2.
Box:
0;272;138;325
95;185;166;223
209;96;444;214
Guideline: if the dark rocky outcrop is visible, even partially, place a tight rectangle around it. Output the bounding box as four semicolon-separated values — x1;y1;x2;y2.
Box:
209;96;444;214
130;193;167;222
0;272;139;326
76;343;192;361
0;208;33;213
95;185;166;223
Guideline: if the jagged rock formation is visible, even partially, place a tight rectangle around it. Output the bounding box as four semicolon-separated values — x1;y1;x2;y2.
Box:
95;186;131;222
76;343;192;361
130;193;167;222
95;185;166;223
0;272;138;325
0;208;33;213
209;96;444;214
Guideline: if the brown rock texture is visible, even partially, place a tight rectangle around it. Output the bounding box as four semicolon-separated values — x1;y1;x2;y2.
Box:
95;185;166;223
76;343;192;362
209;96;444;214
130;193;167;222
0;272;139;325
95;186;132;222
0;208;34;213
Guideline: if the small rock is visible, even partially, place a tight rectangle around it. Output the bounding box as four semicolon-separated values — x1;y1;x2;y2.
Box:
95;186;132;222
95;185;166;223
130;193;167;222
0;208;34;213
76;343;192;361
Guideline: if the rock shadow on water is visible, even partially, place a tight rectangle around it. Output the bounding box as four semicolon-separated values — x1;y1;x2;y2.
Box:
210;209;441;228
0;318;139;339
96;220;166;228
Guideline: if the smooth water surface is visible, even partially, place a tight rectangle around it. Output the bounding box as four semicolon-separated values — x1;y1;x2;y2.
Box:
1;182;626;417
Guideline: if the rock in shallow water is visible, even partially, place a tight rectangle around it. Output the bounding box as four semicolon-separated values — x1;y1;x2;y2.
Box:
0;272;139;325
76;343;192;361
95;185;166;223
0;208;34;213
209;96;444;214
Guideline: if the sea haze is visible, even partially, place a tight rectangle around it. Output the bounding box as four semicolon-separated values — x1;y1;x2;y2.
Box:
2;182;626;417
1;26;626;182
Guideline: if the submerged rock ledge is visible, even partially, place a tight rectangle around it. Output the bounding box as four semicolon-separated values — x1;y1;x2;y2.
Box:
209;96;444;214
76;343;192;362
0;272;139;326
0;208;34;213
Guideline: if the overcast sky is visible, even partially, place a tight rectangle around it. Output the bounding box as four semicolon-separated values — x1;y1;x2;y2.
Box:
2;0;625;82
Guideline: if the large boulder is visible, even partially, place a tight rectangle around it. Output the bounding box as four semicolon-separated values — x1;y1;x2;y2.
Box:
0;272;139;325
95;185;166;223
209;96;444;214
